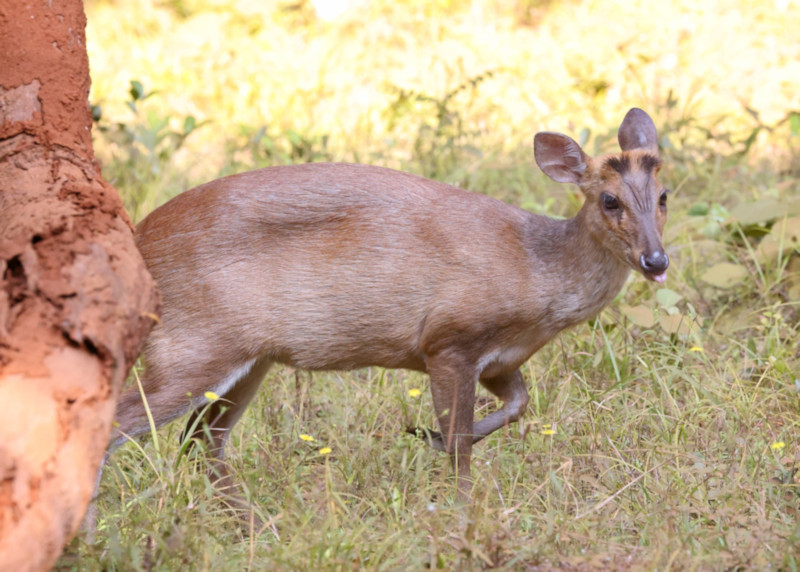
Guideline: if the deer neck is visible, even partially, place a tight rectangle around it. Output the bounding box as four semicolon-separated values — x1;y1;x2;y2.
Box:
526;209;631;329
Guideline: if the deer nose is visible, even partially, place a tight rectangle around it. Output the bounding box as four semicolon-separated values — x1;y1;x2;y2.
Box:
640;250;669;274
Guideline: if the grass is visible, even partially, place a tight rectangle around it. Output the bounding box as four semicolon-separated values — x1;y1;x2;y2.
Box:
58;0;800;569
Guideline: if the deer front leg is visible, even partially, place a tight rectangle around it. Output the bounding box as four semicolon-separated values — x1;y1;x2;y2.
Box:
410;369;529;449
426;352;478;502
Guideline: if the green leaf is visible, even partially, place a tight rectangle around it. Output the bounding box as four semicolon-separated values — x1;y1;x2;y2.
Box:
183;115;197;134
709;203;730;222
790;112;800;137
130;79;145;101
656;288;683;309
758;216;800;264
658;313;693;335
769;215;800;245
728;199;784;226
688;201;710;216
756;235;780;263
702;221;723;239
700;263;748;288
620;304;655;328
578;127;590;147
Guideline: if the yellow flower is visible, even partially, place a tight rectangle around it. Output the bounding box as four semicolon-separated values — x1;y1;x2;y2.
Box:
542;424;552;428
689;346;703;352
408;388;422;397
204;391;220;401
770;441;786;451
319;447;332;455
541;429;556;435
299;434;315;442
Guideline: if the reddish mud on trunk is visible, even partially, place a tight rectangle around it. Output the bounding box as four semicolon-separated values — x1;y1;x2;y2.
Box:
0;1;160;570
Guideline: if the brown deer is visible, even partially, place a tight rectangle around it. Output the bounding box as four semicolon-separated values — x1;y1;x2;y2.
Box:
109;108;669;506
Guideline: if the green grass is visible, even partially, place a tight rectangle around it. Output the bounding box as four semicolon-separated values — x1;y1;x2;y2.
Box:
58;0;800;569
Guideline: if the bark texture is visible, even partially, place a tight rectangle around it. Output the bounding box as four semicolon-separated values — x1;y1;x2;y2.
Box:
0;1;159;569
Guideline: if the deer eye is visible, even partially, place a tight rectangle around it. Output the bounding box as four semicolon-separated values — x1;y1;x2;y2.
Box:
601;192;619;211
659;190;669;207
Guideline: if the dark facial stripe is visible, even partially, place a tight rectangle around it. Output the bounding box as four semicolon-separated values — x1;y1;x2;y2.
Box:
605;155;630;175
638;153;662;174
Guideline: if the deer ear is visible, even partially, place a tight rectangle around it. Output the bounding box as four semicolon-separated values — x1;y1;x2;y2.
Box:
618;108;658;153
534;132;588;185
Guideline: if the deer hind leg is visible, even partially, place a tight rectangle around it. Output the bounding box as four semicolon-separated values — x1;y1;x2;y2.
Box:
472;369;529;441
110;365;207;452
90;356;256;538
182;356;273;496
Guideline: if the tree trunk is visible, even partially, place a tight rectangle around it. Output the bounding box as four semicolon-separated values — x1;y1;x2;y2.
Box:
0;1;159;570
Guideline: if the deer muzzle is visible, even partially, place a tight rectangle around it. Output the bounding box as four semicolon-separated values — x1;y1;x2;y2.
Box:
639;250;669;283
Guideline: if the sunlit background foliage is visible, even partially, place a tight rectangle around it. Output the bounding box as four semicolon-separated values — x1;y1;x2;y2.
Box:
60;0;800;569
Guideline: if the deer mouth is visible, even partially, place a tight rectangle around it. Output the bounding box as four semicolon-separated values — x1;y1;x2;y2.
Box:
643;270;668;283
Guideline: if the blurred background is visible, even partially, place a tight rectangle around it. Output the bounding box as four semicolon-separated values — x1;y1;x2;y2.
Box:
85;0;800;220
